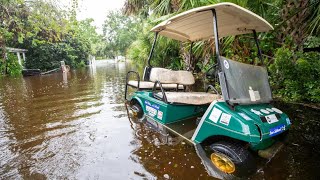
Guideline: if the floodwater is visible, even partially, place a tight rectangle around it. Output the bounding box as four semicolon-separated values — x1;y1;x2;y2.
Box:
0;60;319;179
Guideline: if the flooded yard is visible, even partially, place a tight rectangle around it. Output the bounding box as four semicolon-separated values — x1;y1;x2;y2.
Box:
0;60;319;179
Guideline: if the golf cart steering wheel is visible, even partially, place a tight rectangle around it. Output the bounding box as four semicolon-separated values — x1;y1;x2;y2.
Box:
206;63;218;79
206;85;220;95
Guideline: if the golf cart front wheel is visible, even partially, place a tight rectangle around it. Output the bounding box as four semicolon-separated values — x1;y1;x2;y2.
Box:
209;141;256;177
130;101;144;119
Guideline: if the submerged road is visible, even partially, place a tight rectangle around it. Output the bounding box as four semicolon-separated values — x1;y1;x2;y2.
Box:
0;60;319;179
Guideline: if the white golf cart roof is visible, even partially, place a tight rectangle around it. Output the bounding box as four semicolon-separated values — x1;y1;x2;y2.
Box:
151;2;273;42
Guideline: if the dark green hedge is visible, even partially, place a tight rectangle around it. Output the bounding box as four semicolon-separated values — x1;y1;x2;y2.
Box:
25;35;90;71
269;48;320;103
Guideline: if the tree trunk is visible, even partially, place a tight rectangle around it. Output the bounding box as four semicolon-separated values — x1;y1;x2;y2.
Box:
180;42;192;71
0;36;7;75
278;0;310;51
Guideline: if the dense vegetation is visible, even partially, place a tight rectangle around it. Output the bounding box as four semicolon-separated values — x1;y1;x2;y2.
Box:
102;11;141;59
0;0;319;103
0;0;104;73
120;0;320;103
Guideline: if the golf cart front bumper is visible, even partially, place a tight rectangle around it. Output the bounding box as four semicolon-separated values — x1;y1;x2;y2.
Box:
257;141;284;159
251;130;289;159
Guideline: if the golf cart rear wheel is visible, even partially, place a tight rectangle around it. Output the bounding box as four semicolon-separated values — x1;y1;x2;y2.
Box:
209;141;256;177
130;101;144;119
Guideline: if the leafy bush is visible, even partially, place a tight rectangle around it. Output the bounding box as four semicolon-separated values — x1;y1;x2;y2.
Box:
25;34;90;71
269;48;320;102
77;60;86;68
127;32;182;69
1;53;22;76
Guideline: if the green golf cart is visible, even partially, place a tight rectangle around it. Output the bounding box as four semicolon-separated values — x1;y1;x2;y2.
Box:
125;2;291;178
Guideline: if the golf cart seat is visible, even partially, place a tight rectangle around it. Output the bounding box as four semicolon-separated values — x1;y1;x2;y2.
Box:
156;92;221;105
127;80;184;90
127;67;185;90
151;68;221;105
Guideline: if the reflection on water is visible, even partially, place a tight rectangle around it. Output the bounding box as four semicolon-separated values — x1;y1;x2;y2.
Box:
0;60;319;179
0;61;153;179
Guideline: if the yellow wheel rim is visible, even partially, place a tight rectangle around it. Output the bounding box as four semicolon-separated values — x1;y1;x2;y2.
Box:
132;111;138;117
210;153;235;173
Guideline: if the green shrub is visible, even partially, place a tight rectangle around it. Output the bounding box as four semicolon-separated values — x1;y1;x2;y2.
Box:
269;47;320;103
77;60;86;68
5;53;22;76
24;34;90;71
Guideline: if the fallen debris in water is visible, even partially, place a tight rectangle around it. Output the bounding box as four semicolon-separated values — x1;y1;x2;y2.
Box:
134;171;146;177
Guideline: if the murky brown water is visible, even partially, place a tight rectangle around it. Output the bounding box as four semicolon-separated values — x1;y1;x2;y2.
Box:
0;60;319;179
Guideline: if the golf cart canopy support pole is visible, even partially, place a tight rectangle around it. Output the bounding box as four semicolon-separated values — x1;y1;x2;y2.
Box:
253;30;264;65
147;32;159;67
212;9;232;107
212;9;221;70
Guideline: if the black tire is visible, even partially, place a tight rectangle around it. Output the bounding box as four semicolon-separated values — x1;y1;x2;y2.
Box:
209;141;256;177
130;101;144;119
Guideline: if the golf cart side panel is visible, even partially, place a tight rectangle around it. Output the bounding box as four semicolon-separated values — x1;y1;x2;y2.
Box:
192;102;261;144
192;102;291;149
133;91;208;124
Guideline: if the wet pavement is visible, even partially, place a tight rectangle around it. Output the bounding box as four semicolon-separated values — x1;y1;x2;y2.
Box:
0;60;319;179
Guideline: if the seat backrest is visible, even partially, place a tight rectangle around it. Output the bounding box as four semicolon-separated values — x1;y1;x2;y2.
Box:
177;70;195;85
150;68;195;85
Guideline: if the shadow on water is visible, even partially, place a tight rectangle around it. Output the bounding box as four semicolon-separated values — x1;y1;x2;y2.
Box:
0;60;319;179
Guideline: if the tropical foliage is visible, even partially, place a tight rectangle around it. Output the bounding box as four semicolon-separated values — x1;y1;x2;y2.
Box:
0;0;319;103
102;11;141;59
122;0;320;103
0;0;103;74
4;53;22;76
269;48;320;102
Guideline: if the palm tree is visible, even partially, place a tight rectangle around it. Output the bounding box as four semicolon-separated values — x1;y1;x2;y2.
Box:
277;0;320;50
308;0;320;36
123;0;319;71
123;0;149;17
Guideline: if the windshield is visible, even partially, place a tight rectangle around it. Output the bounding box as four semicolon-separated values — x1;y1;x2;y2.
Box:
219;57;272;104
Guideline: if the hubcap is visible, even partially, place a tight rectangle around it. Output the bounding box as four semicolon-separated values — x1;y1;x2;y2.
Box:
131;105;139;117
132;111;138;117
210;152;235;173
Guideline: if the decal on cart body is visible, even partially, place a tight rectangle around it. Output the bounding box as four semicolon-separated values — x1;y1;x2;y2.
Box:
271;108;283;114
269;124;286;137
157;111;163;120
265;114;278;124
251;109;262;116
243;124;250;135
146;105;157;117
238;113;252;120
209;107;222;123
145;100;151;106
266;108;274;112
260;109;270;114
286;118;291;125
152;104;160;110
224;60;229;69
220;113;231;126
145;100;160;110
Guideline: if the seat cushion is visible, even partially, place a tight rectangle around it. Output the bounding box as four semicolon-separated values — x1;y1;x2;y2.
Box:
149;68;195;85
128;80;184;90
157;92;221;105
